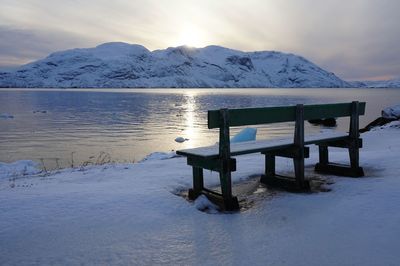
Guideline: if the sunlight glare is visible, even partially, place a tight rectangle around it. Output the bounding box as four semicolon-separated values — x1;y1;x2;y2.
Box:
175;26;206;47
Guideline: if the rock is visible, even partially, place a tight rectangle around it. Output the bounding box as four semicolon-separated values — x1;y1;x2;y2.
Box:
382;104;400;119
360;104;400;132
0;113;14;119
308;118;337;127
360;117;396;133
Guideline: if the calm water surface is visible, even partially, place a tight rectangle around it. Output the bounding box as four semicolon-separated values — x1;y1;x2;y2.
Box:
0;88;399;169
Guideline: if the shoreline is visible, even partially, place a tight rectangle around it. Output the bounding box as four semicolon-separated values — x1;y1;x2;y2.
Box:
1;113;395;174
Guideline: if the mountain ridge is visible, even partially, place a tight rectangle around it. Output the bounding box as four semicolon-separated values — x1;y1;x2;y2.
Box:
0;42;362;88
350;78;400;88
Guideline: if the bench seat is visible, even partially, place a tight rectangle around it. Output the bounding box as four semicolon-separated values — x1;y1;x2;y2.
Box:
177;132;349;159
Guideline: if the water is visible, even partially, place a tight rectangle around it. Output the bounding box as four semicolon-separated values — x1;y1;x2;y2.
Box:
0;88;399;169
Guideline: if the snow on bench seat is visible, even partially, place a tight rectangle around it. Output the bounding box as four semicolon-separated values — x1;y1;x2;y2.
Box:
177;132;348;159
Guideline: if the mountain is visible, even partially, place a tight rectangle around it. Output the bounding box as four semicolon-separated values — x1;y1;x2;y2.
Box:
0;42;351;88
350;78;400;88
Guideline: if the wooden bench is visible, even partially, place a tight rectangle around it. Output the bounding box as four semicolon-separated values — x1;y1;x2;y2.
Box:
176;101;366;211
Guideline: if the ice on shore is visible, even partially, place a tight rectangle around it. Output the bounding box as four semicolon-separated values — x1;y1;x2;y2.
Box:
231;127;257;143
175;137;188;143
139;151;177;162
382;104;400;119
0;160;41;179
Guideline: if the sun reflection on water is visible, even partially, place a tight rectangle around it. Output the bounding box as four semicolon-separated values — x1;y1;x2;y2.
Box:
182;91;199;148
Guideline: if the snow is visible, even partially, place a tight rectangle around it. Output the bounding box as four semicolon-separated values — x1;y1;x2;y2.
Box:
1;126;400;265
0;160;41;179
354;78;400;88
139;151;177;162
194;195;220;214
231;127;257;143
382;104;400;119
0;42;350;88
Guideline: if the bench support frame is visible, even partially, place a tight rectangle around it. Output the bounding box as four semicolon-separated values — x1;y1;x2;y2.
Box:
260;105;311;191
315;101;365;177
218;109;239;209
188;109;239;211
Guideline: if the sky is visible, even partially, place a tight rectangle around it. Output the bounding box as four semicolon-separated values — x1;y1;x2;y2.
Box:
0;0;399;81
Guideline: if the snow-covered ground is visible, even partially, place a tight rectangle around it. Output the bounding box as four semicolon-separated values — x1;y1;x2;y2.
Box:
0;160;41;179
1;122;400;265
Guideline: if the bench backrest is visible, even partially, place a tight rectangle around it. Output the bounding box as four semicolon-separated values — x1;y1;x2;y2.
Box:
208;102;366;129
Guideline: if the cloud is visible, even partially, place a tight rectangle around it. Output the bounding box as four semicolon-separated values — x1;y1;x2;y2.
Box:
260;0;400;80
0;0;399;80
0;26;101;69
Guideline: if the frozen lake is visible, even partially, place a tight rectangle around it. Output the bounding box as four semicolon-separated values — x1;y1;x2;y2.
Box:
0;88;399;169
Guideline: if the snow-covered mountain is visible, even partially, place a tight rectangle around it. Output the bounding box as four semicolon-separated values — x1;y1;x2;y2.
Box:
0;42;351;88
351;78;400;88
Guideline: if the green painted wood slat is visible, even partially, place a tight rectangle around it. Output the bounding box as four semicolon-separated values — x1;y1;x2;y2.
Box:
207;102;366;128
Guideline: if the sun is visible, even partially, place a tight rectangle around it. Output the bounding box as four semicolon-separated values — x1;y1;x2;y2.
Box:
175;26;206;47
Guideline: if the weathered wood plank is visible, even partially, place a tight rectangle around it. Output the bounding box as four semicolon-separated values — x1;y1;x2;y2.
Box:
317;138;363;148
294;104;306;187
218;109;234;200
187;157;236;172
176;132;349;159
207;102;366;128
260;174;311;192
304;102;365;121
349;101;361;172
315;162;365;177
191;167;204;198
318;146;329;165
265;154;275;177
262;146;310;158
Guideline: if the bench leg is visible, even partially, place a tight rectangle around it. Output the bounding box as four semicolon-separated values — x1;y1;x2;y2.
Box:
188;167;204;200
260;154;274;184
219;171;239;211
186;157;239;211
293;154;306;188
315;143;364;177
265;154;276;178
318;145;329;166
219;171;232;200
260;151;310;191
349;147;359;169
349;146;364;176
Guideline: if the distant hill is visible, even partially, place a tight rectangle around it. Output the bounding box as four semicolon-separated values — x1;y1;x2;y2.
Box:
350;78;400;88
0;42;353;88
